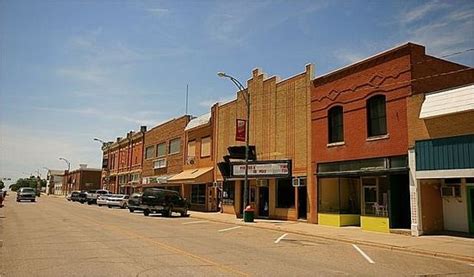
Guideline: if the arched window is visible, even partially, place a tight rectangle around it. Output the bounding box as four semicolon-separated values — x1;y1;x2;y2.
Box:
367;95;387;137
328;106;344;143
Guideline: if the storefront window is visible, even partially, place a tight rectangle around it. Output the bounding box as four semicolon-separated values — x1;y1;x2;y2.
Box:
362;177;388;217
222;181;235;205
276;178;295;208
191;184;206;205
318;177;360;214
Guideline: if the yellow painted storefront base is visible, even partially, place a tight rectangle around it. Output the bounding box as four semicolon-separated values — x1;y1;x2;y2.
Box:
318;214;360;227
361;216;390;233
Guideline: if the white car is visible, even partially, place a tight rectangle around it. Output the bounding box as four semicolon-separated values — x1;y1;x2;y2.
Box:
97;194;112;207
106;194;129;209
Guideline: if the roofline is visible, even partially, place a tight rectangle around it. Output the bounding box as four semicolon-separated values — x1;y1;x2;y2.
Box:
314;42;424;82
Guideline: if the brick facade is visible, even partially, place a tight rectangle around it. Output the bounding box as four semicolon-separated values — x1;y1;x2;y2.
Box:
215;65;314;221
141;116;190;188
63;167;102;193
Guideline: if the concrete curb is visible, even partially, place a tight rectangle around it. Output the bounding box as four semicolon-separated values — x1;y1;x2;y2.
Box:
189;213;474;263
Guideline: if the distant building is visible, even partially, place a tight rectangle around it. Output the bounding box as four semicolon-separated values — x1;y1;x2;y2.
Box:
46;170;65;195
62;164;102;193
103;126;146;194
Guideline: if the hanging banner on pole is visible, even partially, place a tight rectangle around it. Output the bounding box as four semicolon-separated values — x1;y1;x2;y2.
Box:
235;119;247;142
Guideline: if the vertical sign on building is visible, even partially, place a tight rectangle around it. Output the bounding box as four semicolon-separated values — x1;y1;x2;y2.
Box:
235;119;246;142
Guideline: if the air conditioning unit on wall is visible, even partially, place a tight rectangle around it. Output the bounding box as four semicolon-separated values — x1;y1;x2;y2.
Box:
441;186;460;198
186;156;196;165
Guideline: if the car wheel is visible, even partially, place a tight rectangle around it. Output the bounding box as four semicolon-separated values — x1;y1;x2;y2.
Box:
129;208;134;213
87;202;92;205
144;210;150;216
98;204;102;207
31;199;35;202
180;207;188;217
166;206;173;217
16;199;20;202
108;205;112;208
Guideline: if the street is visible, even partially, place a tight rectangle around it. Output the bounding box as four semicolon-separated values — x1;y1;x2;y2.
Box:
1;194;473;277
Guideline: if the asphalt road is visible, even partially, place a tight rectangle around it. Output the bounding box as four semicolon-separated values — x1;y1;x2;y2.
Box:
1;194;473;277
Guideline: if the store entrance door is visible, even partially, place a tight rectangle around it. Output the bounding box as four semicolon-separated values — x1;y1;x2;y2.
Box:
467;185;474;234
258;186;269;217
298;186;307;219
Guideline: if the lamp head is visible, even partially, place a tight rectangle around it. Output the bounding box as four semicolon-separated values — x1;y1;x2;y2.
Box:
217;72;227;78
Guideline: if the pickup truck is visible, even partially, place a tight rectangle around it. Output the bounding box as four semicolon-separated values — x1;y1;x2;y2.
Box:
141;188;189;217
86;189;110;204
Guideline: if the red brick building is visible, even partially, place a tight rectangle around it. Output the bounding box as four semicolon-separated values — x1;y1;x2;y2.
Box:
311;43;470;233
104;126;146;194
63;165;102;193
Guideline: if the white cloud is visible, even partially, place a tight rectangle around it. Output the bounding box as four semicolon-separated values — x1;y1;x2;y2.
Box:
401;2;474;56
399;1;446;24
146;8;170;16
0;123;101;183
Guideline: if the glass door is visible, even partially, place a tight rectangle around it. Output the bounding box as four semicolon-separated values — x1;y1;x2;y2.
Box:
361;177;377;216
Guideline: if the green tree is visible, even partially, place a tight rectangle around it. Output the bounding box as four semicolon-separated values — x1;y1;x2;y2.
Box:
10;176;45;191
0;180;4;190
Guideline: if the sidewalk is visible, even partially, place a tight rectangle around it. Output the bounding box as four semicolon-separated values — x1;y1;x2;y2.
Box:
189;211;474;263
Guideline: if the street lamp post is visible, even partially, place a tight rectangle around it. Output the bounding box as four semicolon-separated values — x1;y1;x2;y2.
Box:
94;138;111;191
59;157;71;194
217;72;251;221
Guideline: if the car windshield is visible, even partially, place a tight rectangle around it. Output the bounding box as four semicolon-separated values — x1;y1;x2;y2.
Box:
21;188;35;193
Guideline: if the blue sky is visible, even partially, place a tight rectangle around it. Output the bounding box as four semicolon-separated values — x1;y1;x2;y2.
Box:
0;0;473;185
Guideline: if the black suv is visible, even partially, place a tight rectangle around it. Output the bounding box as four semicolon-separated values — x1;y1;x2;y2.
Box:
141;188;189;217
71;191;87;203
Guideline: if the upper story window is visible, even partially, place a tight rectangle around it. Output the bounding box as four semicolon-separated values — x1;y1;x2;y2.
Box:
328;106;344;143
145;145;155;159
187;140;196;158
157;142;166;157
169;138;181;155
367;95;387;137
201;136;211;157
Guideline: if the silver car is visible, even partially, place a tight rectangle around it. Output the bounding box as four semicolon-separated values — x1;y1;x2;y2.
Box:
107;194;129;209
97;194;111;207
16;187;36;202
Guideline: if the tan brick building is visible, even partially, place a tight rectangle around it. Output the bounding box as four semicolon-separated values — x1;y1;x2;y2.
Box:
169;111;217;211
141;116;191;192
406;48;474;235
215;65;314;221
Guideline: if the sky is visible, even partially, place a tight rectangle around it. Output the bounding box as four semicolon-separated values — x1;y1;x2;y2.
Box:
0;0;473;187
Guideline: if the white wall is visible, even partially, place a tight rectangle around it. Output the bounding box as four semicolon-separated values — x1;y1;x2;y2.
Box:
443;183;469;232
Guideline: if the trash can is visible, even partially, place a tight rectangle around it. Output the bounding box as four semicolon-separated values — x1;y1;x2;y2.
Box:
244;205;254;222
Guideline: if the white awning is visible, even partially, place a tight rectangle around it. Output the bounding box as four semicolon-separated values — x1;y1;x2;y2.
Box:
419;84;474;119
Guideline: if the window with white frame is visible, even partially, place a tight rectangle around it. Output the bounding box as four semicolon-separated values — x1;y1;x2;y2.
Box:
154;158;167;169
157;142;166;157
201;136;211;157
145;146;155;159
169;138;181;155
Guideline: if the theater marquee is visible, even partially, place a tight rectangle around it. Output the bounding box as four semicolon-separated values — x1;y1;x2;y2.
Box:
230;160;292;178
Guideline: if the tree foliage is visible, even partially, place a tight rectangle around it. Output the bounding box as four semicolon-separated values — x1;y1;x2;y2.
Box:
0;180;4;190
10;176;46;192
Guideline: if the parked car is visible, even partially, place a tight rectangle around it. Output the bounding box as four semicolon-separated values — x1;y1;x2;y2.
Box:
16;187;37;202
77;192;88;204
141;188;189;217
86;189;110;205
127;193;143;213
107;194;129;209
66;192;72;201
70;191;82;202
97;194;111;206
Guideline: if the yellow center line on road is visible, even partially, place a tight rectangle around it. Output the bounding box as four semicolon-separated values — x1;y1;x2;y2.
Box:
55;203;250;277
